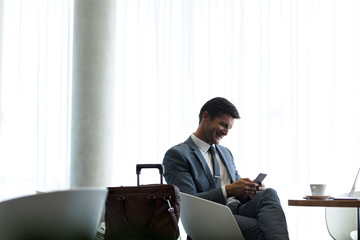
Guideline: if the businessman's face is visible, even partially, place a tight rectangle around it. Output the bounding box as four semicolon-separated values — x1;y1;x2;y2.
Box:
203;113;234;145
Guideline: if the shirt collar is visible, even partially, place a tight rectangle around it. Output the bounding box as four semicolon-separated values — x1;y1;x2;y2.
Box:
191;133;212;152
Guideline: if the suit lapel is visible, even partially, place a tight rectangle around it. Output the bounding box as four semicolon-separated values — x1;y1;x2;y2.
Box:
185;137;216;186
216;145;237;183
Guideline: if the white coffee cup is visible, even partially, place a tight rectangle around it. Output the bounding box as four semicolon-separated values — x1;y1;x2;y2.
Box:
310;184;326;196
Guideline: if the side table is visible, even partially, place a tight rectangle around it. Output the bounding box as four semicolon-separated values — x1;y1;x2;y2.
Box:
288;199;360;240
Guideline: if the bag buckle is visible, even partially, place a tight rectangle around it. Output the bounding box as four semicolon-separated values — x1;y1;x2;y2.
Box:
164;196;174;212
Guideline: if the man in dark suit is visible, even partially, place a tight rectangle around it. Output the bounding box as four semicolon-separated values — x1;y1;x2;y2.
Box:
163;97;289;240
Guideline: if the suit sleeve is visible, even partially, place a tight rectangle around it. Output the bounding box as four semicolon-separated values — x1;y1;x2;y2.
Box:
163;147;227;205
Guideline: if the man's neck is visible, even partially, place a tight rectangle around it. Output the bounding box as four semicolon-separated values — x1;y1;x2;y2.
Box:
194;127;207;143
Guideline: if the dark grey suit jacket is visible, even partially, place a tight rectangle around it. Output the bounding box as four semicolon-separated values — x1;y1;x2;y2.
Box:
163;136;241;205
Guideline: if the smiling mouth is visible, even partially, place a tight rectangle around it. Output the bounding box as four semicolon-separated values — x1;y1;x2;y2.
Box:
215;133;224;140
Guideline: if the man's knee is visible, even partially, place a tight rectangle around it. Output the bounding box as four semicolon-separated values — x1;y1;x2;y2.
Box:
259;188;279;200
263;187;277;196
256;188;283;207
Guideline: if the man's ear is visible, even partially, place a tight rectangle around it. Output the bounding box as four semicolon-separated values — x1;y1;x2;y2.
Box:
202;111;210;122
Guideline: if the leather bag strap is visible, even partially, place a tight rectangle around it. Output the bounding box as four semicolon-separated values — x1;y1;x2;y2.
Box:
119;196;156;229
164;196;180;237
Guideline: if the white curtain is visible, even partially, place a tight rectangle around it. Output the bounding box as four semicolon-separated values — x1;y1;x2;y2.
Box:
0;0;73;198
1;0;360;239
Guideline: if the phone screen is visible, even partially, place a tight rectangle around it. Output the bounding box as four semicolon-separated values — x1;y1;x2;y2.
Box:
254;173;267;184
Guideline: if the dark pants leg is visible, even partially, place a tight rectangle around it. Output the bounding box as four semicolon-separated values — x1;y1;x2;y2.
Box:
229;188;289;240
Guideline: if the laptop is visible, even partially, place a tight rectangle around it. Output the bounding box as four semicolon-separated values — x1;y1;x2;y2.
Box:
179;192;245;240
332;168;360;200
0;188;107;240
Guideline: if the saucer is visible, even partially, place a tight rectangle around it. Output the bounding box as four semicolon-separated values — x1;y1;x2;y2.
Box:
304;195;331;200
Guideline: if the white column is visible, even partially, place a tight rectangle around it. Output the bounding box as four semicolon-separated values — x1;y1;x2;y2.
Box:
71;0;116;187
0;0;3;85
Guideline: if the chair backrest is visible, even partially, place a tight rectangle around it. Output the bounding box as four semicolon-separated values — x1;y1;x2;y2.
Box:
179;192;245;240
0;188;108;240
325;191;360;240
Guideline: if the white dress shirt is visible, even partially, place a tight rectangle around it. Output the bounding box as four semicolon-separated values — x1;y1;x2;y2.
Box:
191;134;231;199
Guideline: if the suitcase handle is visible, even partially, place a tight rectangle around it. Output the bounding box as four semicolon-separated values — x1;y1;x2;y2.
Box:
136;164;164;185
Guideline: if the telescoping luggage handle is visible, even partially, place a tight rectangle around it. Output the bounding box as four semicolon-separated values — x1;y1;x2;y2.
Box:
136;164;164;185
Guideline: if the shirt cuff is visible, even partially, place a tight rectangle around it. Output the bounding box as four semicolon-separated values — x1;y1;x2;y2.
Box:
222;185;228;199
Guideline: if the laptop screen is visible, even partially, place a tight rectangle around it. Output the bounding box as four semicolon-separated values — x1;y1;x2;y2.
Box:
349;168;360;197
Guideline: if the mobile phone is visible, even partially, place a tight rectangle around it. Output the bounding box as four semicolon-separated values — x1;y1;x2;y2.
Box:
254;173;267;184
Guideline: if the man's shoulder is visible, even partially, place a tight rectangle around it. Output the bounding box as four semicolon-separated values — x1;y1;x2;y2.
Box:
167;138;193;152
163;139;196;166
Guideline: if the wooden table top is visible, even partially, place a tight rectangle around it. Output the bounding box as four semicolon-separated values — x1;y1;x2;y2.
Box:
288;199;360;208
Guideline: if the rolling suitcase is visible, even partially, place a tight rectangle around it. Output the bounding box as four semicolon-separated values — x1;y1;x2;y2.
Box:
104;164;180;240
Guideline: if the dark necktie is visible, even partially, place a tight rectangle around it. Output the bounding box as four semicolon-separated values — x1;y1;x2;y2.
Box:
208;146;221;187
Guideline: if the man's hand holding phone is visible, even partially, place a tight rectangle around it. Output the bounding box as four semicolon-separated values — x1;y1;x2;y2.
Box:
254;173;267;184
225;173;267;199
248;173;267;198
226;177;260;199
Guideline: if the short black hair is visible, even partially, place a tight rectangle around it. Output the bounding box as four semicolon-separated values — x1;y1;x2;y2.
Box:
199;97;240;123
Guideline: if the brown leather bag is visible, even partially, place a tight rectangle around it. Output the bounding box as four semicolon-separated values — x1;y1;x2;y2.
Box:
104;164;180;240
